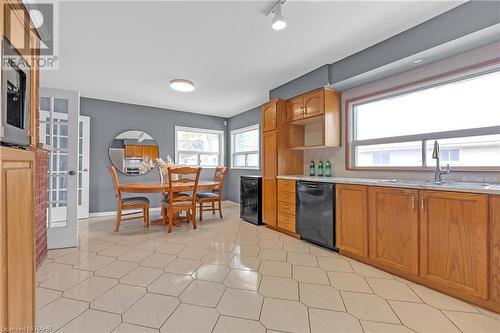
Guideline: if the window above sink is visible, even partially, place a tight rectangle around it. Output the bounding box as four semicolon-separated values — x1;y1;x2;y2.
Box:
348;67;500;171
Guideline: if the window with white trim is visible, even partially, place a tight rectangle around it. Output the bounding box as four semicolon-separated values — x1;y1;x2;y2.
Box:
175;126;224;167
230;124;260;169
350;69;500;170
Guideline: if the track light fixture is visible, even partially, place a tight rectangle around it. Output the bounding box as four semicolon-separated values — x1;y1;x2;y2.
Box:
267;0;287;30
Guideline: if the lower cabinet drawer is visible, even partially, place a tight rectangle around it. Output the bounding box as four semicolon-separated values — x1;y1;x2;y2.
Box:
278;200;295;214
278;179;296;193
278;212;296;233
278;190;295;204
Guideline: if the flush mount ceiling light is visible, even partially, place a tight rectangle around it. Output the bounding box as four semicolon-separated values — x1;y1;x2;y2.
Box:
266;0;287;30
170;79;195;92
411;58;427;65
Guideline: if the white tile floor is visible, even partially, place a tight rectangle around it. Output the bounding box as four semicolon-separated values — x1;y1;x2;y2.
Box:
37;202;500;333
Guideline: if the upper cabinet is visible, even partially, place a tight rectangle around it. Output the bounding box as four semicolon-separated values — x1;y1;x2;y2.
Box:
286;88;341;149
262;102;277;132
287;89;325;122
124;145;159;160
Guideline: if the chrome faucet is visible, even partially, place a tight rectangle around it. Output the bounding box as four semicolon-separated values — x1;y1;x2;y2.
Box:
432;140;450;183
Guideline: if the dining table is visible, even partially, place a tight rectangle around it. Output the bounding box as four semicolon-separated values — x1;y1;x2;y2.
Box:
120;180;221;225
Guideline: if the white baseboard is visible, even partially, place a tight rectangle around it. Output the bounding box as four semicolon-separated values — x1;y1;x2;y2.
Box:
89;207;162;218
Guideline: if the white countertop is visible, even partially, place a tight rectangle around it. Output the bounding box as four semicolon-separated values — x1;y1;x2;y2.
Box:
277;175;500;195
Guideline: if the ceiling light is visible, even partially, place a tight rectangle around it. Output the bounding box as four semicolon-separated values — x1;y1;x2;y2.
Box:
170;79;195;92
272;7;286;30
267;0;287;31
411;58;426;65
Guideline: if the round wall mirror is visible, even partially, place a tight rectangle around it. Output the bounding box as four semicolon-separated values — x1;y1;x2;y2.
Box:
109;130;159;176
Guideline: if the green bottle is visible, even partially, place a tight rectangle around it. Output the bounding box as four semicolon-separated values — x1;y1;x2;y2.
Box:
309;161;315;176
325;161;332;177
318;160;324;177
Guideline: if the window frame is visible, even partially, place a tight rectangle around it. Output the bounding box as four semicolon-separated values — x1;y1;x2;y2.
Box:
346;64;500;172
174;126;225;168
230;124;260;170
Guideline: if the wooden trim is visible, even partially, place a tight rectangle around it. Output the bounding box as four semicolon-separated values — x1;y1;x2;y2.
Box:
344;58;500;172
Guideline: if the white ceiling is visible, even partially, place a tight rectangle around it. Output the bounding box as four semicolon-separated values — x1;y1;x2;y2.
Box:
40;1;463;118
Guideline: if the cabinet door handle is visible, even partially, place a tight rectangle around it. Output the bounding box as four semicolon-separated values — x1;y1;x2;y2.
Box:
411;196;416;211
420;198;425;211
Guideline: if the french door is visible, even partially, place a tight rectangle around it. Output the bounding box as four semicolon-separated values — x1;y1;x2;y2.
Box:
77;116;90;219
39;88;80;249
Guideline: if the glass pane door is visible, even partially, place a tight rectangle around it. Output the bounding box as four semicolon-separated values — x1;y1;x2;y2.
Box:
39;88;80;249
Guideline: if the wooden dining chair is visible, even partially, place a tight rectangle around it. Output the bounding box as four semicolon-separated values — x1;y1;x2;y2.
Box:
162;166;201;233
108;165;150;232
197;166;227;221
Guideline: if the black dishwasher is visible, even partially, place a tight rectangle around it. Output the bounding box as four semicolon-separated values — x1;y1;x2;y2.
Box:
240;176;262;225
296;181;337;251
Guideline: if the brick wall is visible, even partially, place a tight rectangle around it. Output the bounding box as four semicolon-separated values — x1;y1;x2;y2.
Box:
33;61;48;268
35;150;48;267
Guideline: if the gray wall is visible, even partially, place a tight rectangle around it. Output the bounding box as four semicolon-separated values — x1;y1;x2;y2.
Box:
269;65;329;100
225;106;262;202
81;98;227;213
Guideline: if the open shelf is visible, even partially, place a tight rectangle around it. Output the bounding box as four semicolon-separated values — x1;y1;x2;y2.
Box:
287;114;340;150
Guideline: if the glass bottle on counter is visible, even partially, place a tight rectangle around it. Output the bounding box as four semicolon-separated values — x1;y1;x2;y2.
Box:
318;160;324;177
309;161;315;176
325;160;332;177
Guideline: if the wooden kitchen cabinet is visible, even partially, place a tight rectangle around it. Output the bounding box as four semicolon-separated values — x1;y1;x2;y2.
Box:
336;184;368;257
263;180;277;227
261;100;302;229
262;131;277;179
124;145;143;158
0;148;35;330
368;187;419;275
286;97;305;122
286;88;333;122
419;190;489;299
143;145;159;161
262;101;277;132
303;90;323;118
286;88;340;149
262;116;277;227
124;145;159;160
277;179;296;234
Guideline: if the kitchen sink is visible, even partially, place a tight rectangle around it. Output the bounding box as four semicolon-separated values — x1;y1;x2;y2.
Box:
375;179;426;185
425;181;495;189
374;179;496;189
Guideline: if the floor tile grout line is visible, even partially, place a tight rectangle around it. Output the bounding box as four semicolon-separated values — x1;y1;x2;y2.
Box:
46;299;90;333
439;308;466;333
